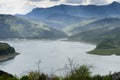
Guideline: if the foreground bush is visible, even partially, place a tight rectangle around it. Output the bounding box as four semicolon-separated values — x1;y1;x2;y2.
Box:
0;68;113;80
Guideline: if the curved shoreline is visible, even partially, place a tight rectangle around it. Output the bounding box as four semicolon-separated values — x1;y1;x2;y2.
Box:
0;52;20;62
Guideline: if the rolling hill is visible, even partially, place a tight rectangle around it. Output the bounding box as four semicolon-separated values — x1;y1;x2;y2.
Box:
18;12;85;30
64;18;97;35
68;18;120;55
44;13;85;29
0;14;67;39
69;18;120;43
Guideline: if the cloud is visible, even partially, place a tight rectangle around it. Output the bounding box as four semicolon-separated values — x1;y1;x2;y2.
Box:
0;0;34;15
50;0;61;1
29;0;61;2
89;0;116;5
0;0;119;15
29;0;44;2
27;0;65;8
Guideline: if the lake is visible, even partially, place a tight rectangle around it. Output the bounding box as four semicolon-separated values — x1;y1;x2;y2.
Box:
0;39;120;77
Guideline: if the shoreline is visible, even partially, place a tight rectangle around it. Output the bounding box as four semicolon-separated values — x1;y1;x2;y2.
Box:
0;52;20;62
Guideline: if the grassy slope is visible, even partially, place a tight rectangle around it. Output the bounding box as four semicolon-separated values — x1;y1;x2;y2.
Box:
0;14;67;39
69;18;120;41
88;38;120;55
88;49;120;55
63;18;97;35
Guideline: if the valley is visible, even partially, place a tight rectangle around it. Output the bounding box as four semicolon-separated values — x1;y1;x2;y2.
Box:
0;2;120;56
0;1;120;80
16;1;120;55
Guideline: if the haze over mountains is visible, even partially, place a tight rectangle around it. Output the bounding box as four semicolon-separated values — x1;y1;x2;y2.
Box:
17;1;120;30
1;1;120;43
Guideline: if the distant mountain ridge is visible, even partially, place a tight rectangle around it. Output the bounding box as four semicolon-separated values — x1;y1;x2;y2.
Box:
25;1;120;18
17;1;120;30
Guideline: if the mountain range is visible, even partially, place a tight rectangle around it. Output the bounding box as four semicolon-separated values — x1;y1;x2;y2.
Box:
23;1;120;18
17;1;120;30
1;1;120;55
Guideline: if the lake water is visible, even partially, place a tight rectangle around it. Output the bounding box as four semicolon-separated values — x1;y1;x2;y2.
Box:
0;39;120;77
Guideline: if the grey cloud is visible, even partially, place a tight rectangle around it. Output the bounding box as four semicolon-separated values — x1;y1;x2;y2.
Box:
65;0;83;3
65;0;118;5
0;0;118;15
89;0;109;4
27;0;118;5
28;0;60;2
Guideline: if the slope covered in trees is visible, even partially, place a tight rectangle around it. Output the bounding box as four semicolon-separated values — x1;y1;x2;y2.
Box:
0;14;67;39
69;18;120;55
0;43;15;55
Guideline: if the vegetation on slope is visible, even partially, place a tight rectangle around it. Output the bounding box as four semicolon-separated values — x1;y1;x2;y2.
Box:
0;14;67;39
89;39;120;55
64;18;98;35
69;18;120;55
0;42;19;62
69;18;120;42
44;13;85;30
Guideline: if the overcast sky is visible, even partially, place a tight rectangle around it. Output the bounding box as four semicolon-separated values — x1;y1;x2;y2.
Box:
0;0;119;15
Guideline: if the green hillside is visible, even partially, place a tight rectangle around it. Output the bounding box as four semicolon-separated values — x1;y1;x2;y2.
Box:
89;38;120;55
63;19;97;35
69;18;120;43
0;14;67;39
69;18;120;55
68;18;120;36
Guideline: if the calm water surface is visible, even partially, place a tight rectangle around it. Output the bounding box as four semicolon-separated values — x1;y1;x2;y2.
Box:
0;40;119;76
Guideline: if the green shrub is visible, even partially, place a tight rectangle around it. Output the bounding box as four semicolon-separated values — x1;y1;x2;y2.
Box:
20;76;29;80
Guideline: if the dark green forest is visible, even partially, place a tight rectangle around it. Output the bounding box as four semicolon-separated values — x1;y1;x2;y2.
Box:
0;43;15;55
